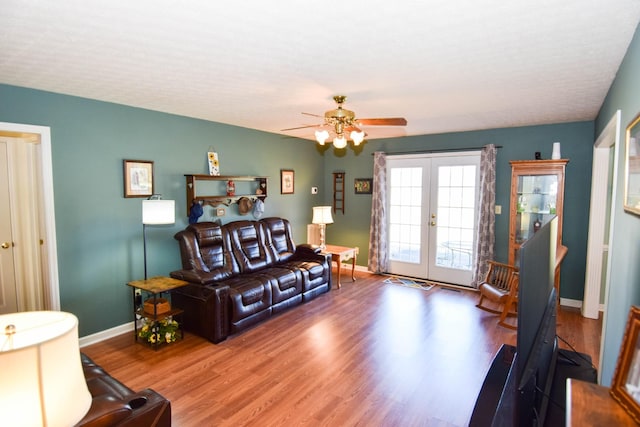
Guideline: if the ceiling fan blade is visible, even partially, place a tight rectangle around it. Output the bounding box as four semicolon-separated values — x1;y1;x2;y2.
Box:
280;124;320;131
302;112;324;118
357;118;407;126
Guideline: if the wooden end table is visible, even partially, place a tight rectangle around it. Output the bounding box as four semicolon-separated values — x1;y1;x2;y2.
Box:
322;245;359;288
126;276;189;349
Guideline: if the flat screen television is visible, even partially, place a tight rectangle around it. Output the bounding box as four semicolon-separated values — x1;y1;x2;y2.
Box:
472;216;558;426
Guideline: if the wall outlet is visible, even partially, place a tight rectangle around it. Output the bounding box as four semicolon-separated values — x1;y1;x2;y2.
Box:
495;205;502;215
311;186;318;194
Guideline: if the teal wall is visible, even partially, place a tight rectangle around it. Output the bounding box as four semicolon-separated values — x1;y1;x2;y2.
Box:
0;82;598;339
595;22;640;385
321;121;594;301
0;84;326;336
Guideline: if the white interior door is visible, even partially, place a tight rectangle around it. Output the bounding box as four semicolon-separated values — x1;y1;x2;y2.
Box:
0;142;18;314
387;153;480;286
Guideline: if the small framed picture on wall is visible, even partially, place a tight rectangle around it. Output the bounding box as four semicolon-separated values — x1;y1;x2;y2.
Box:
354;178;373;194
123;159;154;198
281;169;294;194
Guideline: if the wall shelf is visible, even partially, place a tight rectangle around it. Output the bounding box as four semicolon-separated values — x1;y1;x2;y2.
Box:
185;174;267;215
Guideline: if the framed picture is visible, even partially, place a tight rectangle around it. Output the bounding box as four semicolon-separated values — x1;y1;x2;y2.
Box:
354;178;373;194
281;169;294;194
611;305;640;423
123;159;154;198
624;113;640;215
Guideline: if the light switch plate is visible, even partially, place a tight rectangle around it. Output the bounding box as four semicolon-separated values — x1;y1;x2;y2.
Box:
216;207;225;216
311;187;318;194
495;205;502;215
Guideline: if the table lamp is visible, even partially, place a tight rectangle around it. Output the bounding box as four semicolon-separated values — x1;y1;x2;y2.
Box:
312;206;334;249
142;197;175;280
0;311;92;427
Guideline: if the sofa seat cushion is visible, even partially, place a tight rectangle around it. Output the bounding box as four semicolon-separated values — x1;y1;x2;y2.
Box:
258;266;302;304
280;260;329;292
225;276;273;330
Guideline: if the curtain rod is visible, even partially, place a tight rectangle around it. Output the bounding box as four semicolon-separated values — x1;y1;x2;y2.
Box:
372;145;502;155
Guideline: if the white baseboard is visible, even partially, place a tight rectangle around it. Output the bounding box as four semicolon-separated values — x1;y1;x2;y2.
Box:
80;321;133;348
560;298;582;309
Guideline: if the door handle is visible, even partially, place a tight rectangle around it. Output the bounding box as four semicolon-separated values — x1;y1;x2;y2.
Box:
430;221;436;226
1;242;10;249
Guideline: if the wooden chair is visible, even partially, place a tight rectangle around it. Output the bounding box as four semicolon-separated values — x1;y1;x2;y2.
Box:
476;261;519;330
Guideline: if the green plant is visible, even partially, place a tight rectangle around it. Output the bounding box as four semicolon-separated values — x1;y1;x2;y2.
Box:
138;317;179;344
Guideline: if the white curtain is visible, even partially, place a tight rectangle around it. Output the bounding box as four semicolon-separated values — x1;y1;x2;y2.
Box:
7;138;45;310
368;151;388;273
471;144;497;287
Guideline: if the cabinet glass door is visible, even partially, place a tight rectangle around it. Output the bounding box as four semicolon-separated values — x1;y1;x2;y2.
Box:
515;174;558;244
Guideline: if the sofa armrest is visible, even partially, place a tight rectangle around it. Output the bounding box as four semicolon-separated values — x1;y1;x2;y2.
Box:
172;283;230;343
297;243;321;254
170;269;219;286
293;245;331;265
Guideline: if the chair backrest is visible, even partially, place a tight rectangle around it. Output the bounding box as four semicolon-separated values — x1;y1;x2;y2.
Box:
484;261;518;292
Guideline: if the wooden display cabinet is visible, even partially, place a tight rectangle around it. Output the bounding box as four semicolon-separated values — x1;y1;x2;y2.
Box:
185;174;267;216
508;159;568;267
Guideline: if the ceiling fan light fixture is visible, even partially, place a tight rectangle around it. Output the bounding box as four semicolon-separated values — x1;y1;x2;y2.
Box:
350;130;365;145
315;129;329;145
333;135;347;149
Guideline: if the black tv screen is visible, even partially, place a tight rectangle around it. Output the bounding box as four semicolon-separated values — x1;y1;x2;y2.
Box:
516;216;558;425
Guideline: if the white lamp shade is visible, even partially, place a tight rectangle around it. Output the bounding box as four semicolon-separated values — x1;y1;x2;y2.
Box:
0;311;92;427
312;206;334;225
315;130;329;145
333;136;347;149
142;199;175;225
350;130;365;145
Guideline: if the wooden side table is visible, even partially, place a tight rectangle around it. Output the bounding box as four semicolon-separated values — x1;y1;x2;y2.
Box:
322;245;359;288
126;276;189;349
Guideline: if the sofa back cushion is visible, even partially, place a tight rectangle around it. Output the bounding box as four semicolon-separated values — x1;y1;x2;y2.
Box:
261;217;296;263
225;220;273;273
184;222;235;280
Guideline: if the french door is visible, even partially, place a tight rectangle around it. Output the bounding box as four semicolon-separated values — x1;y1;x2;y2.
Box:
386;152;480;286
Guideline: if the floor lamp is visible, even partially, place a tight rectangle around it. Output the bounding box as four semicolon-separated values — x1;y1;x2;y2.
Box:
142;198;175;280
312;206;334;250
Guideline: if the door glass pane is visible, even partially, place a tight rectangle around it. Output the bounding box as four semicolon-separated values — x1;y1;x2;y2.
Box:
435;165;476;270
389;167;422;263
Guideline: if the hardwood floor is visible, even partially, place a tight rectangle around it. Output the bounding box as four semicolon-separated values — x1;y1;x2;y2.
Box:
82;272;602;426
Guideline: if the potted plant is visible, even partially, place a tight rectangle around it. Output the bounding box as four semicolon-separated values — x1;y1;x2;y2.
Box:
138;317;179;345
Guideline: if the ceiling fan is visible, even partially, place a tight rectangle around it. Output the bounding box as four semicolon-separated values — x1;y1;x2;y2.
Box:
282;95;407;148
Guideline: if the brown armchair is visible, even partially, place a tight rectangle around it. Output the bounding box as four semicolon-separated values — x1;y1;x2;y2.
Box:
476;261;519;330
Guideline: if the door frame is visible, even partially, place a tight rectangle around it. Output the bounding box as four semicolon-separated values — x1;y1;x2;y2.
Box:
0;122;60;310
583;110;620;320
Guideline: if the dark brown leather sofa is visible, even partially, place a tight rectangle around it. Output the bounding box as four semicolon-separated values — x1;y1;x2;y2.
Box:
76;353;171;427
170;217;332;343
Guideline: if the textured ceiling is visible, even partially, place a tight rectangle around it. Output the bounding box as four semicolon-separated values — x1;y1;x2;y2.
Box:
1;1;640;141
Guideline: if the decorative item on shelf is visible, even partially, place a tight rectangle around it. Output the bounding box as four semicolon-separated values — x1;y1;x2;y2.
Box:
143;297;171;315
253;198;265;219
533;217;542;233
226;179;235;196
312;206;334;250
138;317;180;345
238;197;253;215
551;142;561;159
208;150;220;176
188;201;204;224
0;311;92;426
142;196;175;280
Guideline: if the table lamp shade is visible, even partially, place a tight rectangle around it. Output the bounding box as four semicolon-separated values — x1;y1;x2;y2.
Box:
312;206;334;225
142;199;175;225
0;311;92;427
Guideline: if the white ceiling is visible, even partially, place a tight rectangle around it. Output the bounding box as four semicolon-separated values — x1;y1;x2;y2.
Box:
1;1;640;141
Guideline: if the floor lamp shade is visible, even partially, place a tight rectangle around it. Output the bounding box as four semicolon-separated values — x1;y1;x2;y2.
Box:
0;311;92;427
142;199;175;224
